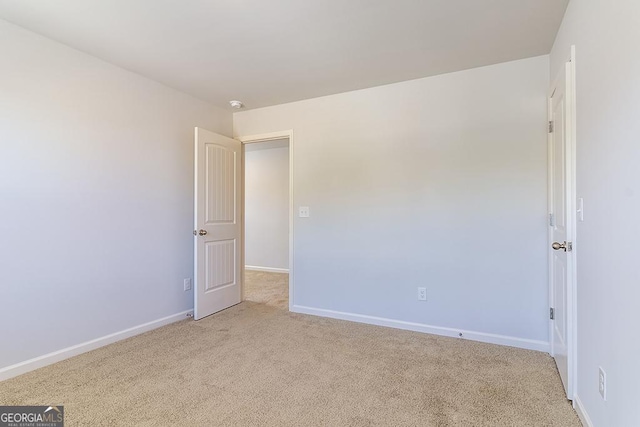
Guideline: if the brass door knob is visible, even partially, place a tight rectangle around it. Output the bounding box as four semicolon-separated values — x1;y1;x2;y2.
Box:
198;229;207;236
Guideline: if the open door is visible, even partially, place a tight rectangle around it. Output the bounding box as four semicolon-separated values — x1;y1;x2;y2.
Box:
548;56;575;399
194;127;242;320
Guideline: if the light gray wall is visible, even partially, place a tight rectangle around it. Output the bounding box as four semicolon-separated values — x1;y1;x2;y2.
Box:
245;144;290;270
235;55;550;343
0;20;231;370
551;1;640;425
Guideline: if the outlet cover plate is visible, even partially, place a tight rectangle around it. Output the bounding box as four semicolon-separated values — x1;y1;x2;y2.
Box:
599;366;606;400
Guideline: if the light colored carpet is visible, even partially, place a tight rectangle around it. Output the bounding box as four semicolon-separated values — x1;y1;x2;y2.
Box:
244;270;289;309
0;271;580;426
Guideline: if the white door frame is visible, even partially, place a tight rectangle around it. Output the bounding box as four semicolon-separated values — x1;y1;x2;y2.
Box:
237;130;295;311
547;46;577;400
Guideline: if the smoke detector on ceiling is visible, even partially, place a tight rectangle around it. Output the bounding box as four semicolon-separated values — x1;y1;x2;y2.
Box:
229;100;244;109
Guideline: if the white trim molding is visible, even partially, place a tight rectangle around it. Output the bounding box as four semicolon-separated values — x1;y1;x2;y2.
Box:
292;305;549;352
574;395;594;427
245;265;289;274
0;310;193;382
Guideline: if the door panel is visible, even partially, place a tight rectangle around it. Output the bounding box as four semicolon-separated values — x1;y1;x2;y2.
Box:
205;239;237;291
205;144;236;224
194;128;242;320
552;252;567;383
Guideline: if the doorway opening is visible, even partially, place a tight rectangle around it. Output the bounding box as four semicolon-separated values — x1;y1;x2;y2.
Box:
239;131;294;312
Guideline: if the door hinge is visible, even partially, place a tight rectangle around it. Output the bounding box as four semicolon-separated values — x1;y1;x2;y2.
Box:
550;308;555;320
548;121;554;133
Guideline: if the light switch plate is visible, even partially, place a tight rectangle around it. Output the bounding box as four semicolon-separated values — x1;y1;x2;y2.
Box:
299;206;310;218
577;198;584;222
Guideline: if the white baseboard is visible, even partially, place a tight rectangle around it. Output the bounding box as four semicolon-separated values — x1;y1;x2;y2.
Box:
0;309;193;382
245;265;289;274
291;305;549;353
574;395;593;427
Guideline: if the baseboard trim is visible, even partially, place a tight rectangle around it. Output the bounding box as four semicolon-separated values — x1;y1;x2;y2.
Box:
245;265;289;273
574;394;593;427
291;305;549;353
0;309;193;382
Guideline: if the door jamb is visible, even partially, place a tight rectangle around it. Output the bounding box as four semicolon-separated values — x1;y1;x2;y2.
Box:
548;46;577;401
237;130;295;311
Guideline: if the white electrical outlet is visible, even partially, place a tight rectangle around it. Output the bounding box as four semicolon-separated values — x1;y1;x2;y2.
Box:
183;278;192;291
418;287;427;301
599;367;606;400
298;206;310;218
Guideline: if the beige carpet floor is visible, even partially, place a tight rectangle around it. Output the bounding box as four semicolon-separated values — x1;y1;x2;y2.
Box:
244;270;289;309
0;271;580;426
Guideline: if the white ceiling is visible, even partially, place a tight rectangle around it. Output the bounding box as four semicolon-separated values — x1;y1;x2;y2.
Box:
0;0;568;110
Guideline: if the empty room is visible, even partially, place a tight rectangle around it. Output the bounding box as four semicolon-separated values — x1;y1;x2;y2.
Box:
0;1;638;426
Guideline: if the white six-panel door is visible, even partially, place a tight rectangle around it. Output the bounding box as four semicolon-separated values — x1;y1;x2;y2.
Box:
194;127;242;320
